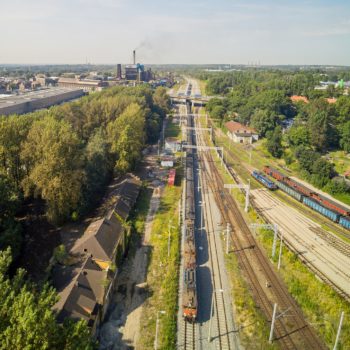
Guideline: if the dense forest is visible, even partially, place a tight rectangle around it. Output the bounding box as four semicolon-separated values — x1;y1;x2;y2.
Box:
0;85;170;346
199;69;350;197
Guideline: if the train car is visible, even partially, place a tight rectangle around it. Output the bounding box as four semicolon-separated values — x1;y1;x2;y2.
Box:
302;197;340;222
339;216;350;230
183;267;197;321
284;178;314;197
310;192;350;217
168;169;176;186
263;165;286;182
251;170;277;190
276;181;303;202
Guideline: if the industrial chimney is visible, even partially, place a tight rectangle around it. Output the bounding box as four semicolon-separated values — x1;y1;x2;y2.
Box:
133;50;136;65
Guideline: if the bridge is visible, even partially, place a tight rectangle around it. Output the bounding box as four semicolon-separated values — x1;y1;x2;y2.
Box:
169;94;222;106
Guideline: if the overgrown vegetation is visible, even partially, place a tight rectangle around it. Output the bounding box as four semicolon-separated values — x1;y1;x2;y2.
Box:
0;248;95;349
0;85;170;252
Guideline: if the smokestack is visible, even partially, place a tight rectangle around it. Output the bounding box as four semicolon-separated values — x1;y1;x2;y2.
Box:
133;50;136;65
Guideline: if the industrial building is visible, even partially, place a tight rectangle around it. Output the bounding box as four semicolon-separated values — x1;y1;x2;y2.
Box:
123;50;153;82
0;88;84;116
58;77;108;92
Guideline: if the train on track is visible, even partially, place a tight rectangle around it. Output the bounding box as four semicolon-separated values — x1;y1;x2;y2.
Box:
261;165;350;230
182;104;198;322
251;170;277;190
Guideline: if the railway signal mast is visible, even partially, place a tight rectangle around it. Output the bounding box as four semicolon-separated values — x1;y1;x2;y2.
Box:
224;183;250;213
250;223;280;258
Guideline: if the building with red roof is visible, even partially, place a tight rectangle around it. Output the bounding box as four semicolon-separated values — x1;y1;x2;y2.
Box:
290;95;309;103
225;121;259;144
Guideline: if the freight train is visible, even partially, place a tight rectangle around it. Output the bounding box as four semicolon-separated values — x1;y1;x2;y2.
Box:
263;165;350;230
182;105;197;322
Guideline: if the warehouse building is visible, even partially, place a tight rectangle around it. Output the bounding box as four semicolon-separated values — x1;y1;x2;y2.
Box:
58;77;108;92
0;88;84;116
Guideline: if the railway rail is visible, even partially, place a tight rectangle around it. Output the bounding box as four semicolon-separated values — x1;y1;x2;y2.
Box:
210;121;350;241
195;121;234;349
197;116;325;349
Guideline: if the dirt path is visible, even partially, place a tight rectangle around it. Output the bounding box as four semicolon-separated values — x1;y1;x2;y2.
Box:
99;184;163;350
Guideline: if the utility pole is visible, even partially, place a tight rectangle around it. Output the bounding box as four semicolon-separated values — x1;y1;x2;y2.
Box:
250;223;279;258
269;303;278;343
333;311;345;350
245;179;250;213
277;232;283;270
272;223;278;258
224;183;250;213
226;223;231;254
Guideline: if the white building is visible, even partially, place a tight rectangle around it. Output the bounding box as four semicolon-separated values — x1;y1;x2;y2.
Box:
225;121;259;144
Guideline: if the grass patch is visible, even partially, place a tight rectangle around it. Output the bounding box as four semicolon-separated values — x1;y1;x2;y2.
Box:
165;117;181;141
137;181;182;350
258;228;350;350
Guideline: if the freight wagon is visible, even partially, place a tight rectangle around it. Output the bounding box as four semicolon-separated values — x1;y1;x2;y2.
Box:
263;165;350;230
339;216;350;230
263;165;350;218
251;170;277;190
302;197;340;222
310;193;350;217
276;181;303;202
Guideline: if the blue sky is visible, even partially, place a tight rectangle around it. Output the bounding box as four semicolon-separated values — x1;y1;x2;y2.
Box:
0;0;349;65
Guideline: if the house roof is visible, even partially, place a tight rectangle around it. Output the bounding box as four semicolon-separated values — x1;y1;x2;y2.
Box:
290;95;309;103
71;215;123;262
326;97;337;104
225;121;257;135
54;256;107;323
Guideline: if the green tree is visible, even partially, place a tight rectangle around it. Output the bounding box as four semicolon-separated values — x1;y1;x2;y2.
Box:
340;121;350;153
266;126;283;158
251;109;275;136
107;103;145;173
21;116;84;223
0;174;22;258
311;158;334;187
307;111;331;151
294;146;321;173
287;125;310;147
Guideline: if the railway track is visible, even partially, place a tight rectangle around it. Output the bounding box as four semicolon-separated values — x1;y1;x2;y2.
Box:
181;321;195;350
197;117;325;349
195;124;233;349
211;122;350;242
